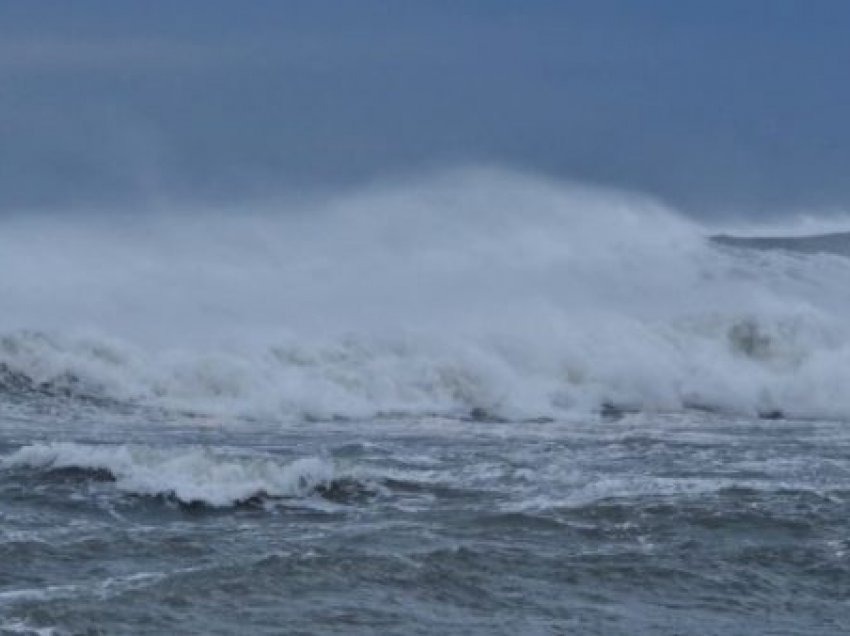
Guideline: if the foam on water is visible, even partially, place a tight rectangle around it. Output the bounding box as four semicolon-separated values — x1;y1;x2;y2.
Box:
1;168;849;421
1;442;333;506
0;619;58;636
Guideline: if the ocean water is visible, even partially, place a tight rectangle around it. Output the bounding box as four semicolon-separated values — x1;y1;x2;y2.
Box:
1;170;849;634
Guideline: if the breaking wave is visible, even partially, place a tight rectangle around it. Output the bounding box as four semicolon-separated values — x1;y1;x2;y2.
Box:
1;442;334;507
2;168;850;421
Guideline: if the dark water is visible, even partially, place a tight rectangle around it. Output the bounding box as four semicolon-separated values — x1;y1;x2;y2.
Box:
713;231;850;257
1;398;849;635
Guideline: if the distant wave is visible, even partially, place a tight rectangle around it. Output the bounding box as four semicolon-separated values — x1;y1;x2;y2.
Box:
713;231;850;256
1;169;849;422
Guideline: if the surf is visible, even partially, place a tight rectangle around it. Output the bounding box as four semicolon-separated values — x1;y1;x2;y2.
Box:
1;168;849;422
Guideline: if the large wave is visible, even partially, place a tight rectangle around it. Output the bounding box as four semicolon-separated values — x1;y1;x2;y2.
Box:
2;168;850;421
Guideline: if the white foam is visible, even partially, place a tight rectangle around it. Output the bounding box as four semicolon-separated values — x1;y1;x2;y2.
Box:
0;619;58;636
1;168;849;421
1;443;333;506
505;475;839;513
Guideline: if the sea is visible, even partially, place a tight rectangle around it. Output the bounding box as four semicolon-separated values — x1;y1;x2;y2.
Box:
1;170;849;634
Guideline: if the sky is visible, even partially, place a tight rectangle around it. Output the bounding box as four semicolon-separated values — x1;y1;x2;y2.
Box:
1;0;848;218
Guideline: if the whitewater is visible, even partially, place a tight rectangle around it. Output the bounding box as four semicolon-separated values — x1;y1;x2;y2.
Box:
1;170;849;634
2;168;850;422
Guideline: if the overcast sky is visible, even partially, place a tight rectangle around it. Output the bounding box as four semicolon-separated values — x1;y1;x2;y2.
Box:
1;1;848;217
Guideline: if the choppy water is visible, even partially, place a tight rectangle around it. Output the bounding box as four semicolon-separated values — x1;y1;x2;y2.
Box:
2;171;850;633
1;396;849;635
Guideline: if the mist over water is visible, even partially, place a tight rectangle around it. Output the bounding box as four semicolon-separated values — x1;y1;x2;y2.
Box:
2;168;850;421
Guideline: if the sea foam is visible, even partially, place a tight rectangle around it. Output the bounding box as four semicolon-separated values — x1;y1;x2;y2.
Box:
2;442;333;506
1;169;849;421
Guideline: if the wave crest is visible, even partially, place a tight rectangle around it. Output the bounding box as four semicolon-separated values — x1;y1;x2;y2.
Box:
0;312;848;421
1;170;849;421
1;442;334;507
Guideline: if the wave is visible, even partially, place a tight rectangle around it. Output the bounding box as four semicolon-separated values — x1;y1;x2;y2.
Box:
713;231;850;256
1;168;850;421
1;442;334;507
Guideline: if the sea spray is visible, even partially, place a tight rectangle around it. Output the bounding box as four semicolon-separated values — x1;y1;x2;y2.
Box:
1;169;849;420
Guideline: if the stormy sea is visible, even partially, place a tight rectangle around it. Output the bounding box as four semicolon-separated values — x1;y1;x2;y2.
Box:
2;171;849;635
